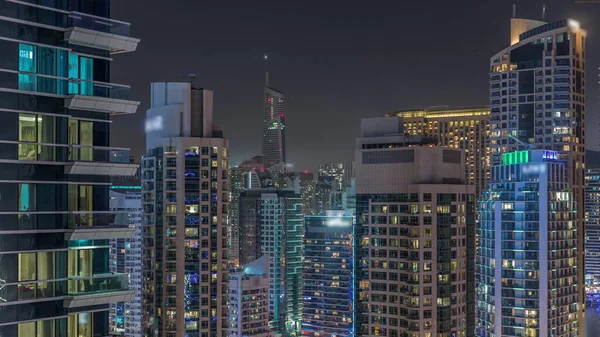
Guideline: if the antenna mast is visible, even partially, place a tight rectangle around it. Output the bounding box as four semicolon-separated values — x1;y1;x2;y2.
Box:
185;73;196;88
264;54;269;87
542;3;547;21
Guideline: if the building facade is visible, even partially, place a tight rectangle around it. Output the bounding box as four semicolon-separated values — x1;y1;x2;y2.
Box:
302;215;354;336
142;83;229;337
585;169;600;280
355;117;476;337
227;256;272;337
476;150;577;337
388;107;490;197
298;172;317;215
0;1;140;336
109;185;143;337
318;162;354;191
489;18;586;333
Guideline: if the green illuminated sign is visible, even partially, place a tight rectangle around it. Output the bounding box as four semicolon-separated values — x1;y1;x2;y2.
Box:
110;185;142;189
502;150;529;165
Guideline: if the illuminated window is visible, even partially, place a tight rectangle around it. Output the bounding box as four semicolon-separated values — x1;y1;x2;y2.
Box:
18;44;36;91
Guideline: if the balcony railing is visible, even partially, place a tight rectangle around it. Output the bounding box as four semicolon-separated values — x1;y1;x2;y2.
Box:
0;141;130;164
0;69;131;100
68;212;129;228
67;273;129;296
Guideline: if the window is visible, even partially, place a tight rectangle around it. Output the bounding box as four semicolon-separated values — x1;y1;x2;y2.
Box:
18;44;36;91
79;121;93;161
79;186;93;212
80;57;93;95
19;253;36;281
19;184;35;212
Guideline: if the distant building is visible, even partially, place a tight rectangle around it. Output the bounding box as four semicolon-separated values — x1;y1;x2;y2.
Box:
109;183;143;337
142;82;229;336
477;150;577;337
318;162;354;191
298;172;317;215
228;256;273;337
302;215;354;336
585;169;600;280
355;117;475;336
388;106;490;197
315;181;332;215
263;76;286;168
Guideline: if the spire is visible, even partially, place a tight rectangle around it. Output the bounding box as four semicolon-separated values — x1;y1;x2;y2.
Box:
264;54;269;87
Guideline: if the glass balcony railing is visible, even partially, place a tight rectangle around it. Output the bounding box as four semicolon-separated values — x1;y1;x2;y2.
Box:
67;273;130;296
0;142;130;164
68;212;129;228
0;2;131;37
0;70;131;100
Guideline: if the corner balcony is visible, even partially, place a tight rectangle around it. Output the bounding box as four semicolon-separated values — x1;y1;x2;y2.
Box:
65;12;139;54
65;146;138;176
63;273;135;308
64;211;135;241
0;69;139;114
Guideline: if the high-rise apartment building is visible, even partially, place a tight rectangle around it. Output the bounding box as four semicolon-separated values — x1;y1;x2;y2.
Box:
302;215;354;336
142;82;229;337
318;162;354;191
298;172;317;215
388;107;490;196
585;169;600;280
0;1;140;336
237;187;303;335
263;76;286;168
355;117;476;336
227;256;272;337
476;150;578;337
489;18;586;332
109;184;143;337
315;181;332;215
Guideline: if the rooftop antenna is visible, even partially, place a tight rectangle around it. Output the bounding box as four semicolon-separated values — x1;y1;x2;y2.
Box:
512;4;516;18
542;3;547;21
185;73;196;88
264;54;269;87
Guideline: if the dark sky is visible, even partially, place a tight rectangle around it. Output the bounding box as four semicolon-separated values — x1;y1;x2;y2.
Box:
110;0;600;172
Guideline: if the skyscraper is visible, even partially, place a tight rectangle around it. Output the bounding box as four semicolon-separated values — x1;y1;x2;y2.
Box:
109;183;143;337
302;215;354;336
476;150;577;337
142;82;229;337
318;162;354;191
355;117;476;336
227;256;272;337
263;69;286;168
585;169;600;281
488;17;586;333
238;187;303;336
298;172;317;215
388;107;490;196
0;1;140;336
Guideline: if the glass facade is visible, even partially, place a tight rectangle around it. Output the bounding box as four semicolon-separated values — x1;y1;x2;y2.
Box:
0;1;138;336
302;215;354;336
476;150;578;337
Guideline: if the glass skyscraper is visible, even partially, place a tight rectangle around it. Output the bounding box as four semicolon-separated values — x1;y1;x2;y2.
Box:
0;1;139;336
476;150;577;337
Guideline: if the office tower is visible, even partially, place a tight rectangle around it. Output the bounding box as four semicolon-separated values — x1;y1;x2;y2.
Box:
476;150;577;337
315;181;332;215
318;162;354;191
355;117;475;336
302;215;354;336
238;187;303;335
489;18;586;332
109;183;143;337
388;107;490;196
0;1;140;336
299;172;317;215
585;169;600;281
142;82;229;337
227;256;273;337
263;73;286;168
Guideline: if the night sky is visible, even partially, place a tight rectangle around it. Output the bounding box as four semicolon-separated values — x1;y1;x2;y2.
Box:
110;0;600;172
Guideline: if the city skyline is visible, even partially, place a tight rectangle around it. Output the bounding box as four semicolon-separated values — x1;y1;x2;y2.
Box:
110;0;600;171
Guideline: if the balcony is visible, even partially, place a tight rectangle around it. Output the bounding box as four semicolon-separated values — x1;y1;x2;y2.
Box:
65;146;138;176
65;11;139;54
63;273;135;308
64;212;135;241
0;69;139;114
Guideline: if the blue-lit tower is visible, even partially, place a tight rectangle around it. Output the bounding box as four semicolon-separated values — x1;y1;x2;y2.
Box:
476;150;578;337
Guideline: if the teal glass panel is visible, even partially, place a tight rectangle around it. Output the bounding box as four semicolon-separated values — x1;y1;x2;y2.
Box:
68;53;79;94
80;57;93;95
37;47;57;94
18;43;36;91
56;50;68;95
